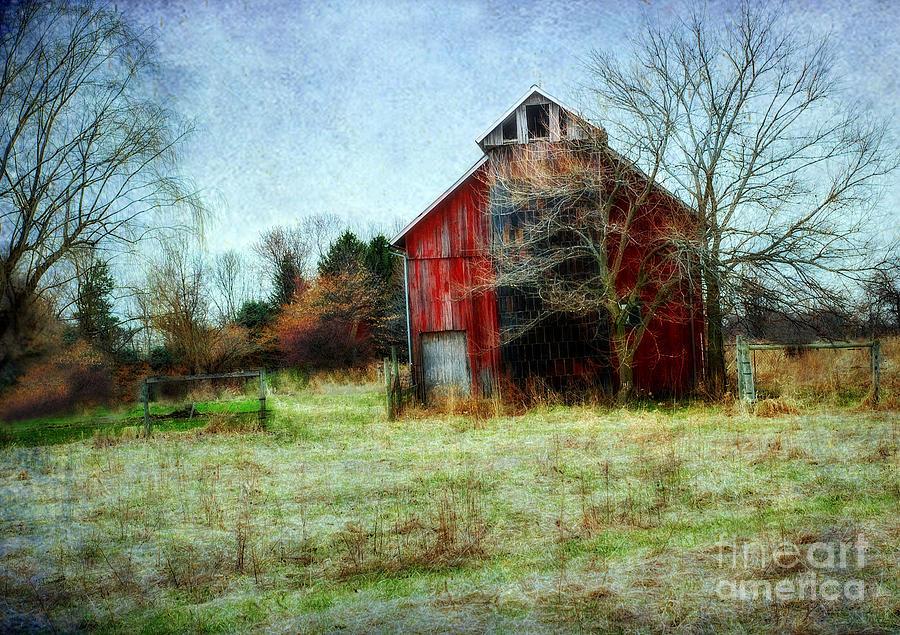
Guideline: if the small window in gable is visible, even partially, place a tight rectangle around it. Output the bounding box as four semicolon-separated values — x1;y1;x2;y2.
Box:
526;103;550;140
501;115;517;143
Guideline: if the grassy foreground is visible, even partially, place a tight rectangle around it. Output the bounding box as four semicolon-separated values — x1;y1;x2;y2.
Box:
0;388;898;632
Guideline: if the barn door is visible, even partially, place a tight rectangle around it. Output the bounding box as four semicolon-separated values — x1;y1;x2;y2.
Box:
421;330;472;399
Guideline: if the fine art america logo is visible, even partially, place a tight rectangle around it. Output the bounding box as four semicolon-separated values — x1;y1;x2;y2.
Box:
714;533;868;602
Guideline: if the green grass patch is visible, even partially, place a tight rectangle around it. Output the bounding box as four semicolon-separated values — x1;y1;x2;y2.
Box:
2;398;266;446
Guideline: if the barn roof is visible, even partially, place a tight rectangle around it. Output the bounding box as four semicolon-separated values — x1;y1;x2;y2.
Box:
390;156;487;248
392;86;588;248
390;86;692;248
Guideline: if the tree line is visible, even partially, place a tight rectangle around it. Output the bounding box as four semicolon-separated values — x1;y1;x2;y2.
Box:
0;0;405;401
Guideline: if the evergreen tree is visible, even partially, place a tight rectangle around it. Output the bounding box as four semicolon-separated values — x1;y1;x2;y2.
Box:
73;260;121;352
317;230;366;277
236;300;274;330
364;234;394;283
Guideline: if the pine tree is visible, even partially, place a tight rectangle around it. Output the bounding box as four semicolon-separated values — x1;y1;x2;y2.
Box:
73;260;121;352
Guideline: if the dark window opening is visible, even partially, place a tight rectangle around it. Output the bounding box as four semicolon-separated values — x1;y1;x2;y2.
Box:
526;103;550;140
626;299;643;327
502;115;517;142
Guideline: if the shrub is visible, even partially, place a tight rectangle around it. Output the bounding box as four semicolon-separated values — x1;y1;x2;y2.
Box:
0;343;114;422
148;346;175;371
115;348;142;366
202;325;256;373
275;271;386;370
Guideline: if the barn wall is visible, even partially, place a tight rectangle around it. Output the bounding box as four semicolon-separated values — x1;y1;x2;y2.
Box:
487;150;704;396
611;190;704;395
404;166;500;395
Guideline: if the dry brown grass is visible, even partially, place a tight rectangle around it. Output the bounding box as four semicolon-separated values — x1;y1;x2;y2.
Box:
754;397;801;418
91;425;143;448
402;393;509;425
199;412;263;435
332;474;489;579
1;385;898;632
308;365;380;392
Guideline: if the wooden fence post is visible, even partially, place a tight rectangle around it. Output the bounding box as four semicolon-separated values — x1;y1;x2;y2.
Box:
736;335;756;403
384;357;393;421
141;380;151;438
258;368;267;425
872;339;881;404
391;346;399;415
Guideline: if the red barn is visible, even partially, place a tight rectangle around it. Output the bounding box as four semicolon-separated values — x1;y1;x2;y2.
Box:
391;87;704;399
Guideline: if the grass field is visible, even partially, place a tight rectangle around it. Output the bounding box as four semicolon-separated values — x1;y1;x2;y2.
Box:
0;399;262;447
1;382;899;632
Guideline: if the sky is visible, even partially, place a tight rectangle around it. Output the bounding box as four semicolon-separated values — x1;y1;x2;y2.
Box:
113;0;900;254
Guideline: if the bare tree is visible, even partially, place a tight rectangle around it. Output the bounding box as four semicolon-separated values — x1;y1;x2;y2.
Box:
487;141;699;401
861;263;900;335
0;0;203;370
582;1;898;394
254;213;342;306
210;250;250;324
143;238;256;372
255;225;309;307
146;238;210;374
127;287;155;355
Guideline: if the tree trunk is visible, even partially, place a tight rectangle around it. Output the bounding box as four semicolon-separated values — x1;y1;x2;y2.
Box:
705;274;727;396
612;318;635;404
0;286;28;371
616;358;634;405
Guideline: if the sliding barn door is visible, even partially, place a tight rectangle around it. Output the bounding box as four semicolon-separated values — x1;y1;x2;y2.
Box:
421;330;472;399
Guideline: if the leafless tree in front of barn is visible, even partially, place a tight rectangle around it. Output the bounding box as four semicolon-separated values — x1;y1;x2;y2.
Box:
0;0;204;373
487;138;701;402
583;0;898;394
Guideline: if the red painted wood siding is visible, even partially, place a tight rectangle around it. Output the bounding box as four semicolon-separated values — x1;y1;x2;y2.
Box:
403;165;500;394
609;189;704;395
402;161;704;396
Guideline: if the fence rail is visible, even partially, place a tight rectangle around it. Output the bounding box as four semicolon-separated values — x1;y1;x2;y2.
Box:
140;368;267;437
735;336;881;404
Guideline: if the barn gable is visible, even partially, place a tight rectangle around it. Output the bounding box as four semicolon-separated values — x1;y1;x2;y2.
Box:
398;162;500;397
393;86;703;399
476;86;590;150
392;157;487;250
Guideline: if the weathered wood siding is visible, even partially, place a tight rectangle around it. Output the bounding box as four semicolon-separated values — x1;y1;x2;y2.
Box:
482;93;580;148
609;189;705;395
400;159;703;397
403;164;500;395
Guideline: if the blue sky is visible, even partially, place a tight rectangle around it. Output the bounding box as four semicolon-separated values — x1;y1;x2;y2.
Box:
115;0;900;253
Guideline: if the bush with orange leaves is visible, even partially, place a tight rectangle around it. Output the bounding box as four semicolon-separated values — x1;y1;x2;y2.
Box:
274;269;391;370
0;342;114;422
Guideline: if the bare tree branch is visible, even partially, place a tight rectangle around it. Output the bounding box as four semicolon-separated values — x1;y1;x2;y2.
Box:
582;1;898;393
0;0;205;369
